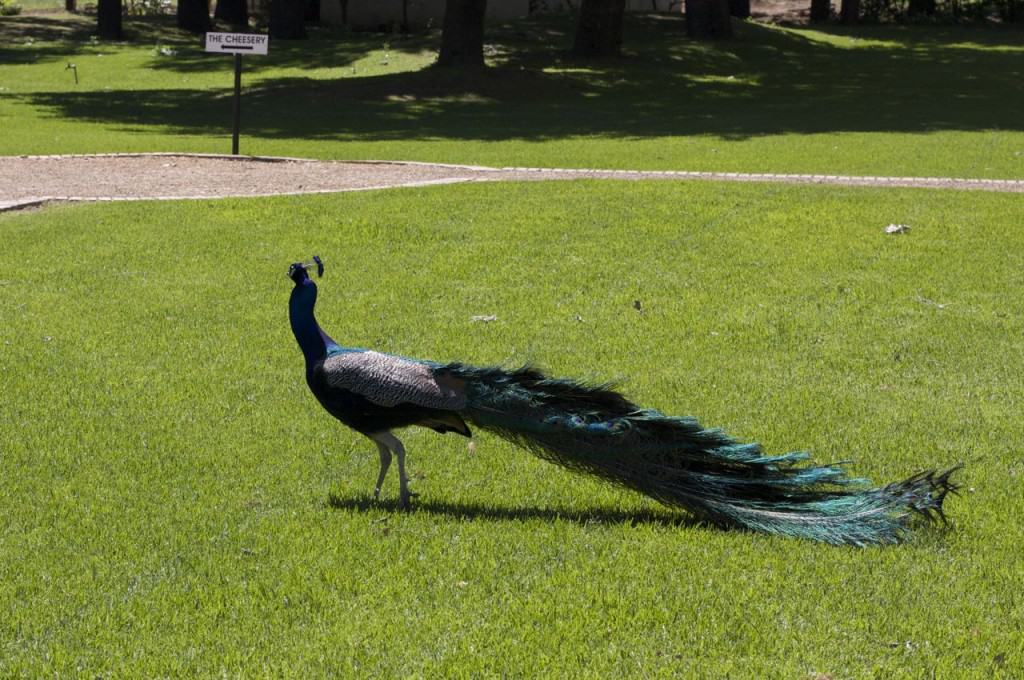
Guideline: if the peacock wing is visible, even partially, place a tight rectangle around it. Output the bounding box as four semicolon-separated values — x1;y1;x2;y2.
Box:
320;350;468;410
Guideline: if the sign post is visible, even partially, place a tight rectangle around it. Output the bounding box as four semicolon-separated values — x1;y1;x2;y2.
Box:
204;32;270;155
231;53;242;155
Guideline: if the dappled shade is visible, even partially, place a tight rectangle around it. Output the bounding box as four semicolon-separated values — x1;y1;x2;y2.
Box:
18;15;1024;146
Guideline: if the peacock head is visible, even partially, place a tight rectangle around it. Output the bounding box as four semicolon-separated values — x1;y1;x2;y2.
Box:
288;255;324;285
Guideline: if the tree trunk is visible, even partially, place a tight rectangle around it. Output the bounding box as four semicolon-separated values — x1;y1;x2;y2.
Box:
809;0;830;21
305;0;320;22
1007;0;1022;21
907;0;935;15
437;0;488;68
839;0;859;23
270;0;308;38
96;0;122;39
66;0;76;11
177;0;211;33
214;0;248;26
572;0;626;57
728;0;750;19
685;0;732;39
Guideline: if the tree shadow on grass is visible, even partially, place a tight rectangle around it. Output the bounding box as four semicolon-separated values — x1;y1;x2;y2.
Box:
14;13;1024;142
791;20;1024;49
0;14;94;64
327;491;704;530
0;14;213;65
0;12;95;43
144;26;437;74
0;13;436;69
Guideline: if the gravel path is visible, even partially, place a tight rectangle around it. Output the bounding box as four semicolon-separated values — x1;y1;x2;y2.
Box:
3;153;1024;211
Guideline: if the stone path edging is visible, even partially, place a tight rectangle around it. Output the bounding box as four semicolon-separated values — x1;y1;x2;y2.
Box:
3;153;1022;212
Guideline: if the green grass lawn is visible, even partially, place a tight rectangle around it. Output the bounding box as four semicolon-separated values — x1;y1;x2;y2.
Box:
1;12;1023;177
11;0;65;11
1;180;1021;676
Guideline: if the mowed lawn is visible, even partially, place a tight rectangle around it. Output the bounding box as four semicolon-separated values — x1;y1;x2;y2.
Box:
1;180;1021;676
0;11;1022;178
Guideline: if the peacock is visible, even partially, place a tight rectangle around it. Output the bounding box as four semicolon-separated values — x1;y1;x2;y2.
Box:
288;257;961;546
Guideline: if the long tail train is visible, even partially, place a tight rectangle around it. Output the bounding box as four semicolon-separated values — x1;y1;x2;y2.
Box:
444;363;961;546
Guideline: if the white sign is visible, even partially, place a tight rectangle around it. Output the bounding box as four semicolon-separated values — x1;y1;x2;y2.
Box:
204;32;269;56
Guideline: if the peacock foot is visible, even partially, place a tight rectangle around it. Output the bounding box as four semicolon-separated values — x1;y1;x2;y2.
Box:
398;490;419;510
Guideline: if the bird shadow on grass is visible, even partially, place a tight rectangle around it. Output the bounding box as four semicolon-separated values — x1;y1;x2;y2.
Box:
327;492;706;530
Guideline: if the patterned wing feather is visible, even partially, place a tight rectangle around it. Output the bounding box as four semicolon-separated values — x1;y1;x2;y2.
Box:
321;351;467;410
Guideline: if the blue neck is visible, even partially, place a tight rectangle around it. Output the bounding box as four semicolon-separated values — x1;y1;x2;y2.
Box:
289;278;340;370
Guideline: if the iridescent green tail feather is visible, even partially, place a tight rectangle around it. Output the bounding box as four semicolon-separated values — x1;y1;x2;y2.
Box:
443;363;961;546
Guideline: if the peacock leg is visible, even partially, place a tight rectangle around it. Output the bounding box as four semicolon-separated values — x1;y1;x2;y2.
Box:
393;437;417;510
371;431;416;509
373;440;392;500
